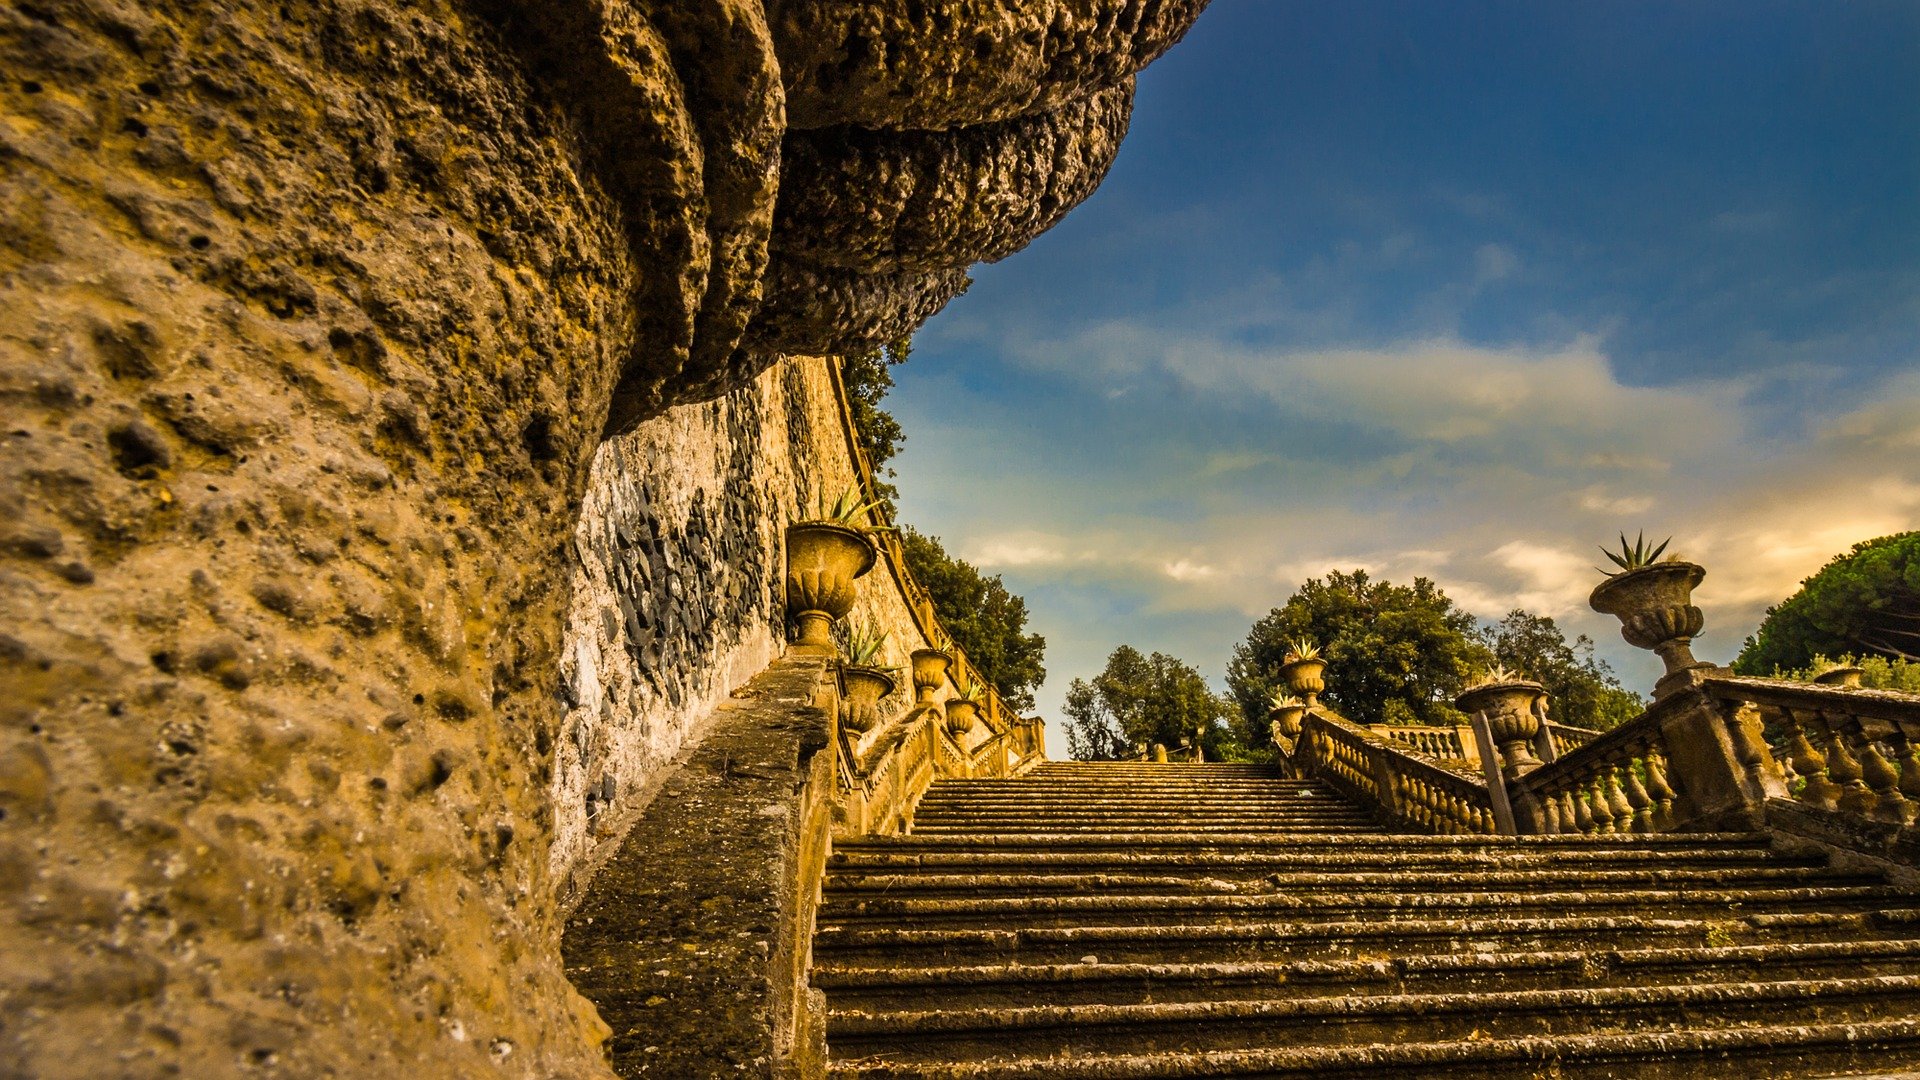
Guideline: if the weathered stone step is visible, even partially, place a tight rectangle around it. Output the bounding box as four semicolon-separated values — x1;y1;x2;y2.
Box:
910;798;1365;809
814;910;1920;967
824;973;1920;1061
824;864;1880;898
908;818;1384;830
814;939;1920;1008
823;1017;1920;1078
838;831;1777;853
828;846;1817;873
821;884;1912;927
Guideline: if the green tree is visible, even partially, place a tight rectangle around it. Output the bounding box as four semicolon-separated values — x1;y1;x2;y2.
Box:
840;338;910;509
899;527;1047;714
1480;610;1645;730
1736;533;1920;673
1226;570;1492;730
1761;653;1920;693
1063;645;1243;761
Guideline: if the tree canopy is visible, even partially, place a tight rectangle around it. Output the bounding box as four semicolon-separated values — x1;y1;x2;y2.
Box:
840;339;911;509
1063;645;1246;761
1226;570;1489;730
1226;571;1647;735
1759;653;1920;693
899;527;1047;714
1735;533;1920;674
1480;610;1644;730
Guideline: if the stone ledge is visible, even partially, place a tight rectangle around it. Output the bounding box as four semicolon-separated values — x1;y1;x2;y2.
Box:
563;654;836;1078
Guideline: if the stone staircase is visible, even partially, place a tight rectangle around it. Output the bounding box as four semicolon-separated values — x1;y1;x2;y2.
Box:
812;762;1920;1078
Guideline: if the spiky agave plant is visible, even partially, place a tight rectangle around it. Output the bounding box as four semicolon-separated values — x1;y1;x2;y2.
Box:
1468;662;1526;689
845;624;889;667
1284;637;1322;664
1597;531;1672;577
1268;691;1306;711
813;485;893;530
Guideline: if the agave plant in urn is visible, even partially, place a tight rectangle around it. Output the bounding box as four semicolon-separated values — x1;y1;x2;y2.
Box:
1266;691;1308;744
786;486;880;651
1277;638;1327;707
839;625;897;735
944;676;985;739
1589;532;1711;697
1456;664;1547;780
909;646;952;707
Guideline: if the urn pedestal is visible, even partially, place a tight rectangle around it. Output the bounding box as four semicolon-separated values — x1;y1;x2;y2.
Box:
1457;680;1547;780
840;666;897;734
1590;561;1711;699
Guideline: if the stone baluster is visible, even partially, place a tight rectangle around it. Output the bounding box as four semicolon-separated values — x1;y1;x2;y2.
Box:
1891;725;1920;806
1601;764;1634;833
1782;708;1840;811
1726;703;1778;800
1568;775;1596;834
1817;711;1877;816
1621;753;1654;833
1848;718;1915;825
1579;770;1612;835
1643;744;1677;831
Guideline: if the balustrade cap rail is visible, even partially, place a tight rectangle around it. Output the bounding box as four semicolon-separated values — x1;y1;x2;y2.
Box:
1703;675;1920;720
1510;694;1695;796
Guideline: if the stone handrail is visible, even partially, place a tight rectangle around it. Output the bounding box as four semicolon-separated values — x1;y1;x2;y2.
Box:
1708;675;1920;827
1297;711;1500;835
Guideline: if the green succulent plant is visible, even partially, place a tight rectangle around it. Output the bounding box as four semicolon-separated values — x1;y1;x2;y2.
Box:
954;673;986;702
1268;691;1305;711
845;624;889;667
812;485;891;529
1284;638;1322;663
1468;662;1525;689
1597;531;1672;576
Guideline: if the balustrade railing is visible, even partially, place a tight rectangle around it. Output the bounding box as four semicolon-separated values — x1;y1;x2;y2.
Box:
1707;676;1920;828
1368;722;1477;763
1546;720;1601;756
1508;703;1686;835
1298;712;1500;835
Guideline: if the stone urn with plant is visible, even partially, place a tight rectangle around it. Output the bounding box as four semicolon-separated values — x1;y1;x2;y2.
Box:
1456;663;1547;780
910;645;952;707
945;675;985;739
1589;532;1712;697
839;625;897;735
1267;692;1308;744
786;486;881;650
1277;639;1326;707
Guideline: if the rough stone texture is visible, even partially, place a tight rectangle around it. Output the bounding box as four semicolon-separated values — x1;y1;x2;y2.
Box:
768;0;1207;130
480;0;786;432
0;2;630;1075
747;263;973;356
775;83;1133;274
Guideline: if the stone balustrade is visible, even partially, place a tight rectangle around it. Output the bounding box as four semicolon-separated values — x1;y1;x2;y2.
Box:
1546;720;1602;755
1708;676;1920;827
1298;712;1500;835
1368;722;1479;764
1508;705;1685;835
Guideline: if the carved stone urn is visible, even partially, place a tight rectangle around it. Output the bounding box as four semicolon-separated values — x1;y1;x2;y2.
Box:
944;697;980;739
1267;703;1307;743
785;522;876;649
1456;679;1546;779
1589;561;1709;696
1278;658;1327;706
840;666;896;735
909;648;951;705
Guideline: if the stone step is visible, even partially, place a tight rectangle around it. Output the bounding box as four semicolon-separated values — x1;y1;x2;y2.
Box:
814;909;1920;967
824;865;1881;898
908;824;1390;836
908;818;1385;830
838;831;1777;853
823;1017;1920;1078
815;939;1920;1008
828;846;1817;873
824;973;1920;1062
822;883;1912;927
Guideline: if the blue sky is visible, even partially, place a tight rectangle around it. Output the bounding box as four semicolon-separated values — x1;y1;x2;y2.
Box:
886;1;1920;733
